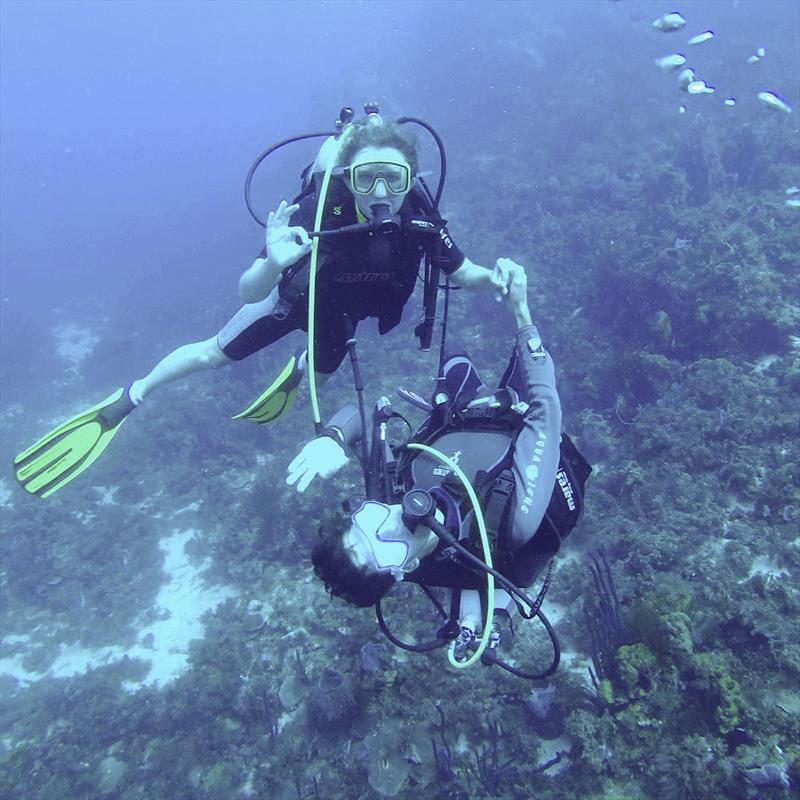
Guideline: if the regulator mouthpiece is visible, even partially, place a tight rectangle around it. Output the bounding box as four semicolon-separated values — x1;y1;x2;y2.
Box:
364;101;383;125
369;203;401;235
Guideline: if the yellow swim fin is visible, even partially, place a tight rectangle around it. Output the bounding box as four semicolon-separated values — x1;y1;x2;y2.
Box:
233;352;304;424
14;387;136;498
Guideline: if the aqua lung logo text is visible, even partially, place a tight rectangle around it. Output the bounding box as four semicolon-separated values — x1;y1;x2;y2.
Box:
520;433;546;515
334;273;390;283
556;469;576;511
433;450;461;477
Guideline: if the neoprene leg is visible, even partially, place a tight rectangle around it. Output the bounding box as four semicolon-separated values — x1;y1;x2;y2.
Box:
129;336;232;403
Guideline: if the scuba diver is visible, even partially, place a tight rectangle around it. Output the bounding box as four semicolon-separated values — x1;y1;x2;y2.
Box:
290;268;592;678
14;105;525;498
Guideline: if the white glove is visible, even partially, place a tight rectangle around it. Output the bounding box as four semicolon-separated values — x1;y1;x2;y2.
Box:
286;436;348;493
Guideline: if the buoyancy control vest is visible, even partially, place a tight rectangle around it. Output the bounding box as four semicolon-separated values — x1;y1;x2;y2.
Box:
399;418;592;591
276;175;451;334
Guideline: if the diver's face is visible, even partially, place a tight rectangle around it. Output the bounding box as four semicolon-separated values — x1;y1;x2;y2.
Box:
346;146;412;218
343;502;423;577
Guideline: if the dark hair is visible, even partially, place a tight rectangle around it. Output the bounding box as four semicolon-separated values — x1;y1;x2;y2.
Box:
337;122;419;175
311;513;395;608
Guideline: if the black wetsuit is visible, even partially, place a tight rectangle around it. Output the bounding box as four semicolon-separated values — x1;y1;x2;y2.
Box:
217;179;465;374
326;325;590;589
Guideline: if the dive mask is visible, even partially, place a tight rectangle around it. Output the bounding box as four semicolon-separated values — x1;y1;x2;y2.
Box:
351;500;411;571
348;161;412;195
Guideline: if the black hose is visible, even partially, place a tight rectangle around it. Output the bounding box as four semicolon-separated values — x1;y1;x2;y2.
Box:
342;315;369;473
244;131;338;226
481;608;561;680
396;116;447;209
375;597;449;653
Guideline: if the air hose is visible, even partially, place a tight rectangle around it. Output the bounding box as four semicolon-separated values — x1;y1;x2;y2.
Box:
306;125;356;431
406;442;495;669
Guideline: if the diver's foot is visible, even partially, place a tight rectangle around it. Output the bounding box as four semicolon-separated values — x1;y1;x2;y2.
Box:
127;380;145;406
491;608;515;651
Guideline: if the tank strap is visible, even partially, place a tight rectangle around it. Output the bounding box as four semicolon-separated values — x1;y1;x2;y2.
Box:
480;469;516;552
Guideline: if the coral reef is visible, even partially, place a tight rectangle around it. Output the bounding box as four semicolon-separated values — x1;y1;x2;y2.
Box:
1;4;798;799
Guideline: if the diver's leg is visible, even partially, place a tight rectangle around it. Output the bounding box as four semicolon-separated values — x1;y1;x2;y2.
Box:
458;589;483;633
440;355;488;404
458;589;516;634
295;350;334;387
309;313;355;386
130;288;296;404
129;337;230;403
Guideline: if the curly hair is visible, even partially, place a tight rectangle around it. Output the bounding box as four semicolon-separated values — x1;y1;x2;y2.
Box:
337;122;420;175
311;513;395;608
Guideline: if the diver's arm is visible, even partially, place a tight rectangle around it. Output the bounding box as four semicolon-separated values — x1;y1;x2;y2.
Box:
448;257;492;290
449;257;527;303
240;200;312;304
239;256;284;304
507;329;561;550
503;273;561;549
285;404;364;494
324;404;363;452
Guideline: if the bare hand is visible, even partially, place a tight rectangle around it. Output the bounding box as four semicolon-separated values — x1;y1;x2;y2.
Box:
266;200;312;271
490;258;526;301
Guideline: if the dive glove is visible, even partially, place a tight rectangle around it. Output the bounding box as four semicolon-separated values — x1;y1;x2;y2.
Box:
286;436;348;493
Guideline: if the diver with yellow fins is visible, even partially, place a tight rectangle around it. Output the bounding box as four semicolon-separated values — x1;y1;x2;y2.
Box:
14;103;526;498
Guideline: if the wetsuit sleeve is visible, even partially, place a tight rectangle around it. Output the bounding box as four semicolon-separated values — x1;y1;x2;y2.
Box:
407;186;465;275
508;325;562;551
429;224;465;275
325;403;363;452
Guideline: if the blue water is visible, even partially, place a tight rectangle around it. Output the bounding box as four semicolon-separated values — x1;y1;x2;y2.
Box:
1;2;798;798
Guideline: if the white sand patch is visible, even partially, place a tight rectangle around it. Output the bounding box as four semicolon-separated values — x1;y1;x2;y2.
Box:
2;634;30;647
749;354;781;374
276;706;302;735
93;485;119;505
172;501;201;515
747;555;789;580
0;403;23;424
537;736;571;777
256;452;276;467
0;478;13;508
543;601;568;625
220;468;258;492
124;527;239;688
559;646;594;687
0;655;36;687
51;643;124;679
53;322;100;368
554;550;581;569
0;528;237;691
